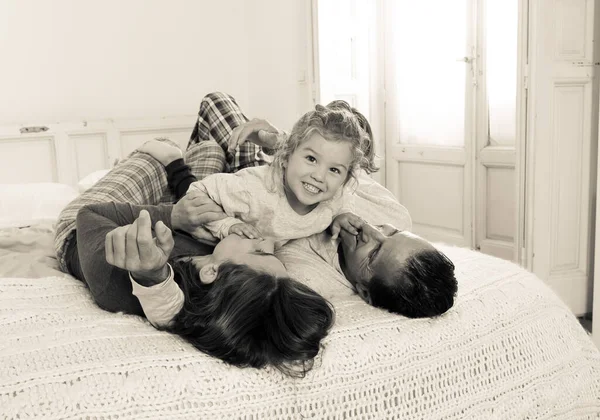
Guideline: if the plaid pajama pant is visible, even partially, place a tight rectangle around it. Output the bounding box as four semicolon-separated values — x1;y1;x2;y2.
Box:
54;92;268;272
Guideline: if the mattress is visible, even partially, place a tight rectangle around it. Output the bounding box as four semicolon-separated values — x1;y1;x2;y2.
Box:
1;224;600;419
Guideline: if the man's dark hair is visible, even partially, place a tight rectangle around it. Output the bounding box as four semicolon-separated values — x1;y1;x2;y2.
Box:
368;249;457;318
166;260;335;377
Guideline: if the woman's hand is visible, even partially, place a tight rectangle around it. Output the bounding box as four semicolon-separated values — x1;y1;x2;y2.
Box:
171;189;227;239
227;118;283;152
105;210;174;284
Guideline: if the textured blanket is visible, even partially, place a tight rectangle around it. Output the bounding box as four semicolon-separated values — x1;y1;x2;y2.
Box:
2;244;600;419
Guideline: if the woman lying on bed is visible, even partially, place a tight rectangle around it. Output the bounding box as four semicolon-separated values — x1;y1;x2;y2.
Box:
70;199;333;377
52;113;337;377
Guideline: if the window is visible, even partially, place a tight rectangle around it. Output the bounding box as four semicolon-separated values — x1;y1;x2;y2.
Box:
316;0;519;148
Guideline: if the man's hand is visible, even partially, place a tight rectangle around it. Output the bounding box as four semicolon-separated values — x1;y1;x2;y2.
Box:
171;189;227;237
228;118;283;152
228;222;262;239
105;210;174;285
330;212;365;240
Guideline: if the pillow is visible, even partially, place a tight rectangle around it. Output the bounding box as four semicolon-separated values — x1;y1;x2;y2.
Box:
78;169;110;193
0;183;79;229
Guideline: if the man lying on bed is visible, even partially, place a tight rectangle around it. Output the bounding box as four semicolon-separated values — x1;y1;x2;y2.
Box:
147;141;457;319
154;92;457;317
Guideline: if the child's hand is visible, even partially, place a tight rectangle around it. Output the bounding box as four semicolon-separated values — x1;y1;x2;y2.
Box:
330;212;364;240
189;227;219;244
138;139;183;166
229;222;262;239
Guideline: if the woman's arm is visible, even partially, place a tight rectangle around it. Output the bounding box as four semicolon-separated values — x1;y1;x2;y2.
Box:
104;209;185;328
76;203;184;327
188;173;253;239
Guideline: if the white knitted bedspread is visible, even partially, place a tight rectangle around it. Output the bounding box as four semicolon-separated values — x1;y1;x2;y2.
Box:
2;245;600;420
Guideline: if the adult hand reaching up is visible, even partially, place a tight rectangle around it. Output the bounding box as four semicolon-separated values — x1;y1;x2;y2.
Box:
105;210;174;285
171;189;227;241
227;118;285;153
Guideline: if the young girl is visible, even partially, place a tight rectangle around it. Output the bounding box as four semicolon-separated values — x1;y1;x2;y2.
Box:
169;104;370;247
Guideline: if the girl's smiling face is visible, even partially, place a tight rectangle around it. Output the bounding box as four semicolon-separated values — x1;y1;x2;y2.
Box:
283;132;353;215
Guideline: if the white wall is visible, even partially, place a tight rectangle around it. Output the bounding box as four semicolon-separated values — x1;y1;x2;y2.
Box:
0;0;312;129
246;0;314;130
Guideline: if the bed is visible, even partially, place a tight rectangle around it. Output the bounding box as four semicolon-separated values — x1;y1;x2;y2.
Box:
1;182;600;420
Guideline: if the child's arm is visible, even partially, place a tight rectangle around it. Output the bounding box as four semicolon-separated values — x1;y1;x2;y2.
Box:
188;173;254;240
330;211;364;240
201;217;245;240
328;187;361;240
228;222;262;239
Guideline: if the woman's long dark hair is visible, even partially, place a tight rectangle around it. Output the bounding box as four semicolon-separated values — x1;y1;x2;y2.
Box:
166;260;335;376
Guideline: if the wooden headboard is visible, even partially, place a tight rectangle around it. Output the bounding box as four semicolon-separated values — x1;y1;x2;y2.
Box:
0;115;196;186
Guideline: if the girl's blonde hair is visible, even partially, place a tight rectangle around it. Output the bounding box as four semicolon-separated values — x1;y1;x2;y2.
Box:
325;100;379;174
270;103;369;190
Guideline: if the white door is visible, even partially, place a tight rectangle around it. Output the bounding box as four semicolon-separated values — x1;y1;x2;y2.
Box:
475;0;523;262
528;0;599;316
314;0;523;258
384;0;476;248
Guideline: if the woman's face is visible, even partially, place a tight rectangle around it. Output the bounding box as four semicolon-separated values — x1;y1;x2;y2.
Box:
210;234;288;277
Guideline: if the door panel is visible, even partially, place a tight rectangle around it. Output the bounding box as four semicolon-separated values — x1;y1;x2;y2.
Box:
399;162;464;231
529;0;598;315
0;137;58;183
474;0;520;261
384;0;474;247
0;116;195;186
386;144;470;245
481;161;517;261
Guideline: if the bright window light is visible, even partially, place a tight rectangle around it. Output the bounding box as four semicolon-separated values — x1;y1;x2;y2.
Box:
486;0;518;146
389;0;469;147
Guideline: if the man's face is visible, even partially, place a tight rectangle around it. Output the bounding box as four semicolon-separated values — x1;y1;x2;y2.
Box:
338;223;434;294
